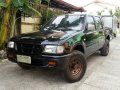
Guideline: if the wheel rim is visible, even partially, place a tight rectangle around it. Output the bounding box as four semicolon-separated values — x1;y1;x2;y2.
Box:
69;58;83;76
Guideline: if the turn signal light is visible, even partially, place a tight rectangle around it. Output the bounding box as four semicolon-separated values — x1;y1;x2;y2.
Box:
48;61;56;66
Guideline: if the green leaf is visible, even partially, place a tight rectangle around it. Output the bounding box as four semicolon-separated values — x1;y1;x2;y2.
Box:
12;0;25;7
0;0;7;8
31;0;41;4
43;0;50;3
21;4;41;17
27;4;41;16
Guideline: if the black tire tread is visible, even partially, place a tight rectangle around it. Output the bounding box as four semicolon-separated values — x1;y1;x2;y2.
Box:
63;50;87;83
100;40;109;56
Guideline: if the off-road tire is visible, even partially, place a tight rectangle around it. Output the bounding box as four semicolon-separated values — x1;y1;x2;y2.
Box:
63;50;87;83
100;39;110;56
114;33;116;37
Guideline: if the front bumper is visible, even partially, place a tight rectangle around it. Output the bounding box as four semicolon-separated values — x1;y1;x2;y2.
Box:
7;49;71;70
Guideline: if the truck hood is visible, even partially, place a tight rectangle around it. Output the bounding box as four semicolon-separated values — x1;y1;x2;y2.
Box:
14;30;78;42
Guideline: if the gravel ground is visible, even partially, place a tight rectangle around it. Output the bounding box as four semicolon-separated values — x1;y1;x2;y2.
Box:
0;50;6;60
0;35;120;90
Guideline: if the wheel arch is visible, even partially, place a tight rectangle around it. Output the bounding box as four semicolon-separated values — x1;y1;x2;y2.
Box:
72;43;85;54
106;35;110;41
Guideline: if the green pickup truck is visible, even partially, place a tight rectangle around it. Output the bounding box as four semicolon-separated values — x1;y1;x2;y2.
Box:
7;14;110;83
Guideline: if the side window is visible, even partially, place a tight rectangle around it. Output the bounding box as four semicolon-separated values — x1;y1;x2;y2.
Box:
87;16;95;31
94;17;103;30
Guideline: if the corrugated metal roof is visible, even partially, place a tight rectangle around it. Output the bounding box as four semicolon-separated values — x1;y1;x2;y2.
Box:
41;0;85;12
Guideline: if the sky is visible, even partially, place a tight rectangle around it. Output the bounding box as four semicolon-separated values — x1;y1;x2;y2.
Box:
63;0;120;7
63;0;120;14
63;0;94;7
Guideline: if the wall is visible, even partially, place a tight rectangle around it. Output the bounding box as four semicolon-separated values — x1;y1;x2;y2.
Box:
21;17;40;33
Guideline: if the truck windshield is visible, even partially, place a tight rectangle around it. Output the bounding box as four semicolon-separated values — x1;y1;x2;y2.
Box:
41;15;85;32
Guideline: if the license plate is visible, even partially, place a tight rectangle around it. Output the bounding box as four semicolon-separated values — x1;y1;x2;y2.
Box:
17;55;31;64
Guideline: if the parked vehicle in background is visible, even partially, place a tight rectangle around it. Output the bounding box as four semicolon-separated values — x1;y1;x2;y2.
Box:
7;14;110;83
101;15;118;38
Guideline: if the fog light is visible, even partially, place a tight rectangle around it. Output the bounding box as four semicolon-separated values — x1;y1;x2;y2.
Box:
48;61;56;66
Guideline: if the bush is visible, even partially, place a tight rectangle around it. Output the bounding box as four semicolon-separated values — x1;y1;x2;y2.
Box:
40;8;63;25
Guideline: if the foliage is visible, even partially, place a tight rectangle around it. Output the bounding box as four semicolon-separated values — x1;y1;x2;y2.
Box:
40;8;63;25
115;7;120;22
109;9;113;15
97;11;103;16
40;0;63;25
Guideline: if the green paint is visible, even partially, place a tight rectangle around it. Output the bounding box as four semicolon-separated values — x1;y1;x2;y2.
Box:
68;33;84;46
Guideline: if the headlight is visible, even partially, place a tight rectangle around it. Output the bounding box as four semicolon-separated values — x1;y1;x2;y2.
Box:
44;45;64;54
8;41;15;48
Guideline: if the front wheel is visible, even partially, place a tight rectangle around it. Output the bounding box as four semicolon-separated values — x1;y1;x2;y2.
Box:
114;33;116;37
63;51;87;83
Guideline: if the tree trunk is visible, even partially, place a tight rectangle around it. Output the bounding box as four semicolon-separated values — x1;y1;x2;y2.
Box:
15;11;21;36
0;0;12;49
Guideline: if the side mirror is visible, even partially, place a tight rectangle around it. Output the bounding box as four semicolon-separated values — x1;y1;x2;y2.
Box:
87;24;95;31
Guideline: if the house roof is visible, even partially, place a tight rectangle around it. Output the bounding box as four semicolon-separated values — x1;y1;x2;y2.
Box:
41;0;85;12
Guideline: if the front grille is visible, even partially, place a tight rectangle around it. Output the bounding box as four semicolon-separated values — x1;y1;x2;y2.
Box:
32;59;45;66
16;43;43;55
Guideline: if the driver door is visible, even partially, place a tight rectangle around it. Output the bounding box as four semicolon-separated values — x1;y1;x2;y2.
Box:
84;16;99;57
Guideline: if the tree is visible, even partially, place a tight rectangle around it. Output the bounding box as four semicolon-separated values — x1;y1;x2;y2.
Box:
97;10;103;16
109;9;113;15
115;7;120;22
0;0;41;49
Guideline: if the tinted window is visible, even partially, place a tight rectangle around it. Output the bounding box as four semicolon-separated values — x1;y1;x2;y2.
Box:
87;16;95;31
42;15;85;32
94;17;102;29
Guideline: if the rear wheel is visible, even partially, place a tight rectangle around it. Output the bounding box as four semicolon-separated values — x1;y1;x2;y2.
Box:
63;51;87;83
100;39;109;56
114;33;116;37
